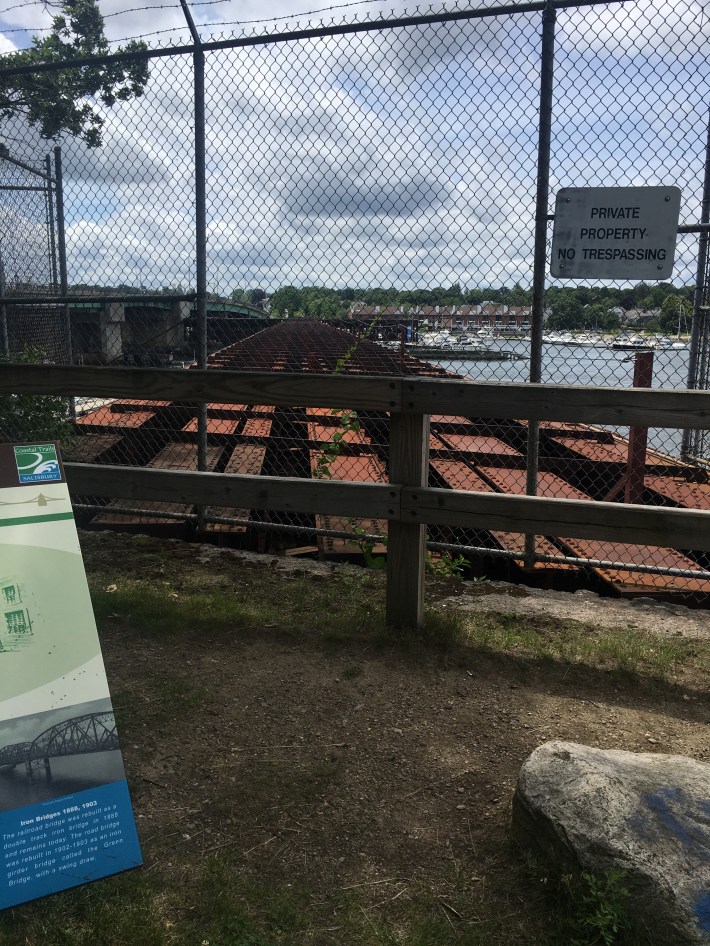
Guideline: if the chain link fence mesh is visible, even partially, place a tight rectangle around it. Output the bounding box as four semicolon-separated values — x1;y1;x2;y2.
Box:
3;0;710;601
0;153;67;361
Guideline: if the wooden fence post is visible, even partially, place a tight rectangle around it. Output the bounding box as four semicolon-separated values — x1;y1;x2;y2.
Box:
624;350;654;505
386;412;430;629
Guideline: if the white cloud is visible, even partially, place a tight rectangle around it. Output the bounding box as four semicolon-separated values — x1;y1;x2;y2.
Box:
0;0;707;293
558;0;710;60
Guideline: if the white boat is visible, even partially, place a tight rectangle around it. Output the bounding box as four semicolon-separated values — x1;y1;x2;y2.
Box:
543;332;574;345
451;336;491;352
608;335;653;351
417;335;436;347
573;333;607;348
652;333;687;350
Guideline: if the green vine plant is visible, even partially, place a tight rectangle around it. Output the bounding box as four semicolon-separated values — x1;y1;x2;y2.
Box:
312;318;395;563
312;410;362;480
313;319;381;481
313;323;473;580
351;523;387;570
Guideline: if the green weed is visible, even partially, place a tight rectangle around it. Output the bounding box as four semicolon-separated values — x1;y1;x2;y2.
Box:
426;551;469;579
570;869;632;946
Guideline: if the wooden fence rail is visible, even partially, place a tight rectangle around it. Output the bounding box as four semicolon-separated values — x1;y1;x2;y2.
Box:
6;363;710;627
6;364;710;427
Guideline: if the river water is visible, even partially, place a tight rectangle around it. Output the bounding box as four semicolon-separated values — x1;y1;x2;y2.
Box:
434;339;692;458
0;752;126;814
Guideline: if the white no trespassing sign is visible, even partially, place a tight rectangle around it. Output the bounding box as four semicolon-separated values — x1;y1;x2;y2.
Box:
550;186;681;279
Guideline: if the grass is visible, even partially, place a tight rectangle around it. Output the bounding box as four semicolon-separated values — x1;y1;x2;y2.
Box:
1;533;704;946
91;572;705;684
91;569;387;643
94;586;275;636
465;611;701;680
111;672;210;737
0;861;510;946
0;871;166;946
0;853;649;946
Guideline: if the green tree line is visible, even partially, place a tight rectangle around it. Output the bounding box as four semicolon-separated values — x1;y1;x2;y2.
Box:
263;281;694;333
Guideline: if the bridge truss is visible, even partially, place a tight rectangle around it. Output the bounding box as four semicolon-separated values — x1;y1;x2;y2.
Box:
0;712;119;781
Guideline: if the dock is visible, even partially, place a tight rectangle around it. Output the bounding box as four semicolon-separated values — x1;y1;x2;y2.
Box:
406;346;521;360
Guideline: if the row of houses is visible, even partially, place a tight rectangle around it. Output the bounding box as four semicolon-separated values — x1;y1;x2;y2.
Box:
347;302;663;330
348;302;534;330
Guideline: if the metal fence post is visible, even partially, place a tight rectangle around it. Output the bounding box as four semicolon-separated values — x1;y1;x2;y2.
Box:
525;0;556;568
0;247;8;357
195;47;208;482
624;350;654;504
683;106;710;460
53;146;75;420
53;147;70;352
180;0;209;485
45;153;58;291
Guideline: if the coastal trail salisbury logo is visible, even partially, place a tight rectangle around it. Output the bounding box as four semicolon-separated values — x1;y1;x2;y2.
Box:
13;444;61;484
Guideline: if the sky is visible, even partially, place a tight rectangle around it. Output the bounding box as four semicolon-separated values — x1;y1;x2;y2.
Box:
0;698;113;752
0;0;709;296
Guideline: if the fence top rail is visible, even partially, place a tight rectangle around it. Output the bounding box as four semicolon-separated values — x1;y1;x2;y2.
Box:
0;0;627;77
5;362;710;428
0;153;54;183
0;294;197;306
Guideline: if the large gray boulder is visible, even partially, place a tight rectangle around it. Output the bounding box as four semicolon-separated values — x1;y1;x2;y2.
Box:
512;741;710;945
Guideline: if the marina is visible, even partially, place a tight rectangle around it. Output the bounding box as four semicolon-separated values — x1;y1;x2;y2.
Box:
438;334;691;388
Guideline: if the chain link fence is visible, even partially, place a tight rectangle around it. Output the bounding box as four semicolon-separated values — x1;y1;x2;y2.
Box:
0;152;68;361
3;0;710;602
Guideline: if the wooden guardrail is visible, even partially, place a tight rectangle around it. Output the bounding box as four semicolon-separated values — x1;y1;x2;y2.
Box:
6;363;710;627
6;364;710;426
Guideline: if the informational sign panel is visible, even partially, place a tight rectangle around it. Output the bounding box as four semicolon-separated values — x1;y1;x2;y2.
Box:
0;442;142;910
550;186;681;279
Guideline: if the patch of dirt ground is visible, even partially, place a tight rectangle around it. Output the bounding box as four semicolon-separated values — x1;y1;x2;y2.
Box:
441;582;710;640
81;531;710;943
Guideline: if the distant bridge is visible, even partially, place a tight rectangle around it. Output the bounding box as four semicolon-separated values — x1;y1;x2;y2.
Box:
0;712;119;781
0;742;32;768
